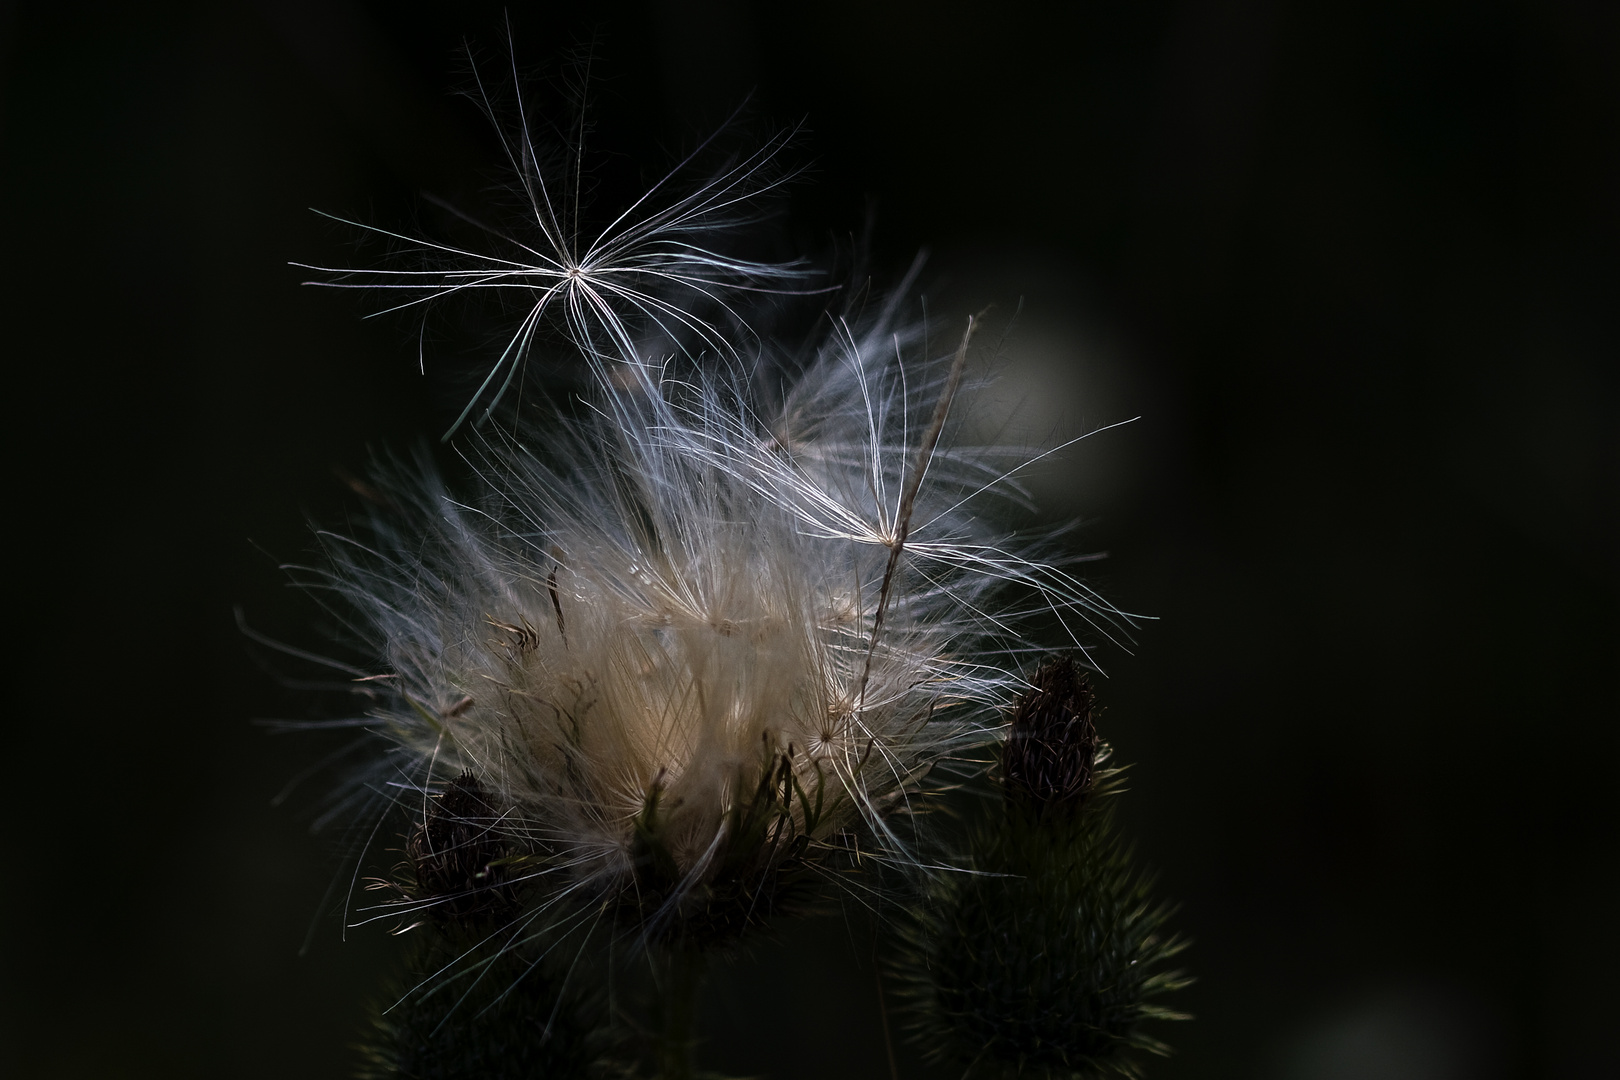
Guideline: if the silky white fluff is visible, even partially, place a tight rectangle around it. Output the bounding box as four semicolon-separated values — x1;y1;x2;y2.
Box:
317;327;1126;930
295;63;1133;938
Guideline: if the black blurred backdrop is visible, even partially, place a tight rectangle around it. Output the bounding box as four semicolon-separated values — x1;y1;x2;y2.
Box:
3;2;1616;1078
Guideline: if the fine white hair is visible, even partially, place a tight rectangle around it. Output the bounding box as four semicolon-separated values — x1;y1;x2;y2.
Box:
286;49;1137;959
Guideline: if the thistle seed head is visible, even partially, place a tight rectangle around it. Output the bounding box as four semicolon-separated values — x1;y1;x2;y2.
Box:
294;53;1138;953
312;312;1132;945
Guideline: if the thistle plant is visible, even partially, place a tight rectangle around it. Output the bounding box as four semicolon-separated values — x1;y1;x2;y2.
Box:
889;659;1191;1079
277;44;1187;1080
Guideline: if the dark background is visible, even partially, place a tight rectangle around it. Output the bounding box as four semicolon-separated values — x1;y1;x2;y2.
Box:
3;2;1616;1077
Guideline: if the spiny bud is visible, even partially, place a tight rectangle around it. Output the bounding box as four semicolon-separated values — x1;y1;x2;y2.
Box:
891;803;1190;1080
1003;656;1098;815
890;657;1188;1079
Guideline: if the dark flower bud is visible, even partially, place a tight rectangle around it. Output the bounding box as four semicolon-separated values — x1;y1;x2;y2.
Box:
406;772;517;924
1003;656;1098;815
